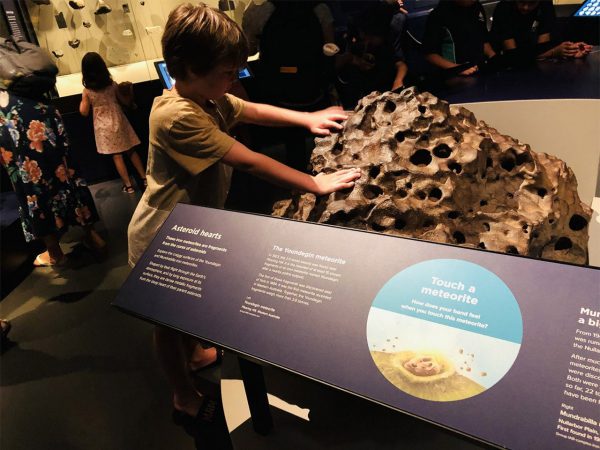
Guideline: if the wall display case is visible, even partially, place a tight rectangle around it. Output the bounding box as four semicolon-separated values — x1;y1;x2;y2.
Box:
19;0;248;96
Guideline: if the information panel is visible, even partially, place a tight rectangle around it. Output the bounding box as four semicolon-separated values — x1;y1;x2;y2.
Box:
114;204;600;450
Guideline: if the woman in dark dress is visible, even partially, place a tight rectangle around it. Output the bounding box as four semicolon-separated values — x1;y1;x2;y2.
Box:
0;80;105;266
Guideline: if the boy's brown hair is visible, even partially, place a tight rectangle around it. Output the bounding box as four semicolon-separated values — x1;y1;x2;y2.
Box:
162;3;248;80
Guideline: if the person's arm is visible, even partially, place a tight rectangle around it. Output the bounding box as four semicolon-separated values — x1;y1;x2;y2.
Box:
392;60;408;91
242;1;274;55
538;40;579;59
240;101;348;135
314;2;335;44
79;89;91;117
222;140;361;195
116;81;136;108
426;53;478;75
389;10;408;90
422;8;459;70
502;38;517;51
484;42;496;59
425;53;459;69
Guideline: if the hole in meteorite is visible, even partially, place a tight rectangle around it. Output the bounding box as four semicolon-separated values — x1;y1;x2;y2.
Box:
453;231;466;244
506;193;514;199
478;242;486;249
429;188;442;201
447;211;460;219
537;188;547;198
418;105;427;114
486;157;493;168
398;189;408;198
416;190;427;200
480;200;488;206
506;246;519;255
384;100;396;113
554;237;572;251
515;153;531;166
433;144;452;158
363;185;383;199
410;149;432;166
423;219;434;228
500;157;516;172
332;142;343;155
569;214;587;231
371;222;387;232
394;218;406;230
448;162;462;174
394;131;405;143
483;222;490;231
405;182;412;189
369;166;381;179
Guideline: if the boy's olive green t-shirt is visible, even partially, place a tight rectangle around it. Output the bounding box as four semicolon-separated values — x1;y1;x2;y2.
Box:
127;90;244;266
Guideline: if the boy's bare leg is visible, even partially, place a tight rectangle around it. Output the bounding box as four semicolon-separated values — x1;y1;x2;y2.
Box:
112;153;132;187
154;326;203;416
186;338;217;370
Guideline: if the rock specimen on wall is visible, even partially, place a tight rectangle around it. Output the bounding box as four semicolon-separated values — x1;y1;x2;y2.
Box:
273;88;592;264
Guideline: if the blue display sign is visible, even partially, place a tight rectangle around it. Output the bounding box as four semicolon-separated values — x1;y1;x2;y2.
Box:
114;204;600;450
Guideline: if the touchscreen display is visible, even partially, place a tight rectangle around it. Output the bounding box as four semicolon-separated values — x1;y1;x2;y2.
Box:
154;61;252;89
574;0;600;17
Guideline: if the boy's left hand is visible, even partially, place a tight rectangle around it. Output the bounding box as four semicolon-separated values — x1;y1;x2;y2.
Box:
306;106;348;136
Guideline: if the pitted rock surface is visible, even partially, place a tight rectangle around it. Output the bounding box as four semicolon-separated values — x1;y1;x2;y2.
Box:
273;88;592;264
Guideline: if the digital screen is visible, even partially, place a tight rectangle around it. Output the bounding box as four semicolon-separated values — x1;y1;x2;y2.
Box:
154;61;175;90
154;61;252;89
238;66;252;79
574;0;600;17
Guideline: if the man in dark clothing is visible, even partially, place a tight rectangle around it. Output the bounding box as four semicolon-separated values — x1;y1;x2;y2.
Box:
491;0;592;59
422;0;496;76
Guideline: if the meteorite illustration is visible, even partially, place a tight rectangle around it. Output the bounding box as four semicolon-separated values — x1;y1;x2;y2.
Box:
371;350;485;401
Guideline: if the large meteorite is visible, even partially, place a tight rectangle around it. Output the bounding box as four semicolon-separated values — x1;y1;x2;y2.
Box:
273;88;592;264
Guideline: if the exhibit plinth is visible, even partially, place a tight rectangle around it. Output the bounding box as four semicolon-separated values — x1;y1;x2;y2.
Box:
114;204;600;450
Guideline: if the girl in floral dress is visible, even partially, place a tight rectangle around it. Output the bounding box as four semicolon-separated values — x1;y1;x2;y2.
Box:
79;52;145;194
0;89;105;266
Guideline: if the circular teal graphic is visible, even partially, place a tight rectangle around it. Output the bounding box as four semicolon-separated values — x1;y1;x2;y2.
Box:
367;259;522;402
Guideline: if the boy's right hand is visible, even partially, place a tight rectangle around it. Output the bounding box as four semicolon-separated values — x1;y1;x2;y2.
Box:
311;168;361;195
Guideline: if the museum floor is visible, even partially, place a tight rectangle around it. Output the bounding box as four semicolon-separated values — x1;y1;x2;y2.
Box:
0;179;493;450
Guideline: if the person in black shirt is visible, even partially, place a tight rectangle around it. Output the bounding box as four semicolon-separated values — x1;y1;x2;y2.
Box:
422;0;496;76
335;1;409;108
491;0;592;59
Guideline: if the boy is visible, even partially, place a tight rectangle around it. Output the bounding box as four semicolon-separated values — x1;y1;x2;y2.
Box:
422;0;496;76
127;3;360;422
